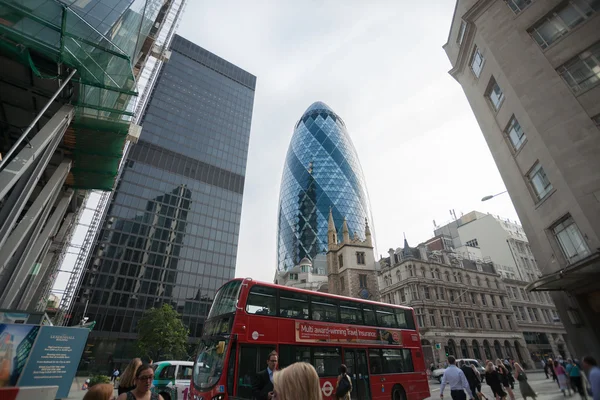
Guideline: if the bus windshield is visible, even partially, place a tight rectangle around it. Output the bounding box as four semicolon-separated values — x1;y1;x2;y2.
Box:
207;280;241;319
193;338;228;390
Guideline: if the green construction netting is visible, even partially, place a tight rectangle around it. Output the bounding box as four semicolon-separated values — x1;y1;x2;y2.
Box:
0;0;140;190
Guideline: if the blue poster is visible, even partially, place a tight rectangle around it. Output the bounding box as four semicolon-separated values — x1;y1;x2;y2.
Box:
17;326;89;399
0;324;41;387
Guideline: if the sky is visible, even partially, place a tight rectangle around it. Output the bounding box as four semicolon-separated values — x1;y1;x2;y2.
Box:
176;0;521;283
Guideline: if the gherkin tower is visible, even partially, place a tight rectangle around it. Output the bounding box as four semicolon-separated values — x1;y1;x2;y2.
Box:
277;101;375;271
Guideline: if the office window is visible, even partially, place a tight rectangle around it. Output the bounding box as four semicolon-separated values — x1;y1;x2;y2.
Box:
486;77;504;111
359;274;368;288
429;309;436;327
471;47;485;77
528;1;599;49
552;216;591;264
505;0;532;13
424;286;431;300
356;252;366;265
481;294;487;306
506;116;527;150
454;311;462;327
416;308;425;328
496;315;504;329
466;239;479;248
476;314;483;329
457;21;467;45
527;163;553;200
441;310;451;327
400;288;406;302
558;41;600;93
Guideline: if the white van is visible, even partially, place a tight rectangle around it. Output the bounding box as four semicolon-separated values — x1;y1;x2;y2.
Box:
152;361;194;400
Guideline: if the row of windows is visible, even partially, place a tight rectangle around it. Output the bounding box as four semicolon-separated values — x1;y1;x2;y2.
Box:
513;305;559;324
245;285;416;329
382;266;501;289
338;252;366;267
278;345;414;377
384;284;509;311
413;307;514;331
506;285;553;304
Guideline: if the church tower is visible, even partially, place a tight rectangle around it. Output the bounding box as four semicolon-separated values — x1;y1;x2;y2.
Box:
327;214;379;300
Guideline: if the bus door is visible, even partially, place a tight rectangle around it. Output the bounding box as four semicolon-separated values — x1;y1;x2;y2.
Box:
236;345;276;399
344;349;371;400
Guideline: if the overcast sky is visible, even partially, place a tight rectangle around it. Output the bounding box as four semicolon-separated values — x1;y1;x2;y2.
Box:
175;0;521;283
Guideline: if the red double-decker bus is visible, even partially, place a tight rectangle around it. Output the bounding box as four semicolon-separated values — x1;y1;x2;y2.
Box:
190;278;430;400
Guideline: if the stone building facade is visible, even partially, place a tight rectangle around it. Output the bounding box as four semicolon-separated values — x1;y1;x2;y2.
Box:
444;0;600;358
274;255;329;291
326;210;380;301
378;241;535;368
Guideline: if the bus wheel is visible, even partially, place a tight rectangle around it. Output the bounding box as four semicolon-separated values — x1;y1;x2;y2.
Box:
160;393;171;400
392;385;406;400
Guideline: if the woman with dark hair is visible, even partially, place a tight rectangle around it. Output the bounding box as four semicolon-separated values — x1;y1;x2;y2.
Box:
336;364;352;400
117;363;163;400
485;362;507;400
496;359;515;400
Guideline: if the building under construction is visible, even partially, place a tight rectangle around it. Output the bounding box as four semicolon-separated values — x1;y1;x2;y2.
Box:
0;0;185;314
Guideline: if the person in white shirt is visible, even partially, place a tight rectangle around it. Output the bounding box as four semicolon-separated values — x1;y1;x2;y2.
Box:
440;356;475;400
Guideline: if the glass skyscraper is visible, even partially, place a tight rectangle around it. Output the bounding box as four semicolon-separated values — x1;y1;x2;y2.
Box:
277;101;374;271
70;35;255;369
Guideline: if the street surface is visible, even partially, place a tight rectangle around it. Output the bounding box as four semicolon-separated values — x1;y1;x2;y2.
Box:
66;372;581;400
426;372;584;400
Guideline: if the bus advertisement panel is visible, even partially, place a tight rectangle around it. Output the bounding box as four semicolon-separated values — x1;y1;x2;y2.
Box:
190;279;430;400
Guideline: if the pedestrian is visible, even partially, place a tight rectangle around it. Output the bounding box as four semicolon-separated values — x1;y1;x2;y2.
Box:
582;356;600;400
555;360;572;396
470;363;488;400
335;364;352;400
503;360;515;390
543;360;549;379
83;383;114;400
496;359;515;400
569;359;586;398
272;362;322;400
112;368;120;382
117;363;163;400
514;363;537;400
252;350;278;400
118;358;142;396
549;358;559;386
440;356;474;400
460;361;480;400
485;361;507;400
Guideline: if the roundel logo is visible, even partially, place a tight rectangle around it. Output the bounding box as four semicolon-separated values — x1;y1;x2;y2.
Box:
322;381;334;397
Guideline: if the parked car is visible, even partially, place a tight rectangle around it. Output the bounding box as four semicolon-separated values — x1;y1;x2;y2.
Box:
431;359;485;383
152;360;193;400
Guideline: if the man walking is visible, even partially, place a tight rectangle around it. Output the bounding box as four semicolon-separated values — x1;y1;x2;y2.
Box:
460;361;480;400
583;356;600;400
252;350;278;400
440;356;475;400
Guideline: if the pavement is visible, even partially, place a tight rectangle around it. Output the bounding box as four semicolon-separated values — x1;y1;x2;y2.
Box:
426;372;586;400
65;372;583;400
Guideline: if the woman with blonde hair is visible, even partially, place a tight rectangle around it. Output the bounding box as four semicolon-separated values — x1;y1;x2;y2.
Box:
272;362;322;400
83;383;114;400
118;358;142;395
514;363;536;400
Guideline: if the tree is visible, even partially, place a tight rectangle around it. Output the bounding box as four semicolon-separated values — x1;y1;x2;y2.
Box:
136;303;189;361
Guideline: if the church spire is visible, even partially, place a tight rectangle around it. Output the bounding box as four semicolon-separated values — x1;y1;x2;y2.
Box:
327;208;337;247
342;217;350;243
365;218;372;246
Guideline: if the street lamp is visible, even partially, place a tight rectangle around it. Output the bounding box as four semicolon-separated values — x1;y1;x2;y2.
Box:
481;190;508;202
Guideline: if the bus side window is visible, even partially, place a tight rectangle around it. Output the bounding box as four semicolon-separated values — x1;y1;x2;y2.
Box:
310;296;339;323
246;286;276;316
396;309;415;330
279;290;309;319
376;306;399;328
368;349;382;375
362;305;377;327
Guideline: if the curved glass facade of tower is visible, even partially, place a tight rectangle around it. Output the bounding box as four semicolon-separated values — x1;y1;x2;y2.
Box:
277;101;374;271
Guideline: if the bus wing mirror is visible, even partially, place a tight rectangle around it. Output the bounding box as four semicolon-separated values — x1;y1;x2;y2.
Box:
216;341;225;355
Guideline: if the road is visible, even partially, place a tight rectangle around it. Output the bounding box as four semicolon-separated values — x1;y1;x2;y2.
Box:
426;371;584;400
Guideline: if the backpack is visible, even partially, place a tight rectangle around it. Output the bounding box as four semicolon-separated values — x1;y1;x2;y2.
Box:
336;374;352;398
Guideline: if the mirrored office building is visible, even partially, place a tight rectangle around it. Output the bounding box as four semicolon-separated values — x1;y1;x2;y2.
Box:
277;102;375;272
